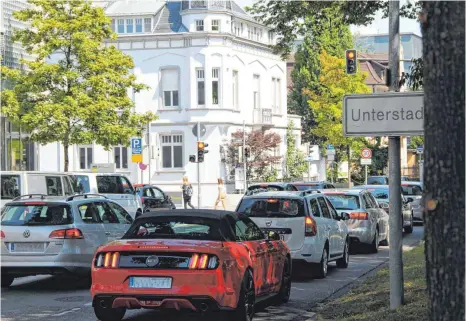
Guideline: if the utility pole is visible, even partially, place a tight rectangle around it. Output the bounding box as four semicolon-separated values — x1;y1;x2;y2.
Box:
388;0;404;309
197;121;201;208
243;120;247;193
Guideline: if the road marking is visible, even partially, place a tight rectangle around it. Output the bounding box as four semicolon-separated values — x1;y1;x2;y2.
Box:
51;307;81;316
84;302;92;306
291;286;305;291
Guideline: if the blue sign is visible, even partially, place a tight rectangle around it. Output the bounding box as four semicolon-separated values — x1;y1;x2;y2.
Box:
417;146;424;154
326;144;335;150
131;138;142;155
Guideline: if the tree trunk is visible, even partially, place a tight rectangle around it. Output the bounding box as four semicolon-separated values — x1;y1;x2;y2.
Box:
64;144;69;172
421;2;465;321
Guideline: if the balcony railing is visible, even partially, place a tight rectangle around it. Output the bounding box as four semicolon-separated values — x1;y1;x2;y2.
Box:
182;1;232;10
253;108;272;125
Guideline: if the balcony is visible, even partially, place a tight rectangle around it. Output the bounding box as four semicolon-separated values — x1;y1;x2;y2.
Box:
182;1;232;10
252;108;273;128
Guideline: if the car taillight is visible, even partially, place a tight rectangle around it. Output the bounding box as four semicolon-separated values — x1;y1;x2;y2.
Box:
0;231;5;239
95;252;120;268
305;216;317;236
189;253;219;270
49;228;83;239
349;212;369;220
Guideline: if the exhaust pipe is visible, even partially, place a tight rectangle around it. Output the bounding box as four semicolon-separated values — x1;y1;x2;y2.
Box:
99;300;108;309
200;303;209;312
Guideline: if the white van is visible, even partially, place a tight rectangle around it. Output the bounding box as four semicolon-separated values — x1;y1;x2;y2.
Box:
67;173;142;218
0;172;76;208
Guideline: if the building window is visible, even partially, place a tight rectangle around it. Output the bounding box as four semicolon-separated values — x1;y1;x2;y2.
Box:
117;19;125;33
211;19;220;31
196;20;204;31
79;146;93;170
114;146;128;169
253;75;260;109
111;19;115;32
161;68;179;108
126;19;133;33
272;77;281;113
268;31;274;43
258;29;262;41
161;134;183;169
232;70;239;110
212;68;219;105
144;18;151;32
135;18;143;33
197;69;205;106
248;27;251;39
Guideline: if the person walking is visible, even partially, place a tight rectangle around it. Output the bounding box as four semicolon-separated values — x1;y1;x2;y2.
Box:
181;176;195;209
214;178;227;210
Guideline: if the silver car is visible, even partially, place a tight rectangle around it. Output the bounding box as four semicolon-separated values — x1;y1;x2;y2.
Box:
323;189;389;253
401;182;423;224
0;194;133;288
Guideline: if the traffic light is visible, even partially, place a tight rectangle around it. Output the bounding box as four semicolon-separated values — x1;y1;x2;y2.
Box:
244;147;250;159
189;155;196;163
197;142;208;163
345;49;357;74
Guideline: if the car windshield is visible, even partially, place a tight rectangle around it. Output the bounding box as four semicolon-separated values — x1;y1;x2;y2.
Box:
294;184;322;191
1;175;21;199
1;204;72;226
237;198;305;217
326;194;360;210
366;188;389;200
245;185;283;196
123;216;224;241
367;177;387;185
402;184;423;196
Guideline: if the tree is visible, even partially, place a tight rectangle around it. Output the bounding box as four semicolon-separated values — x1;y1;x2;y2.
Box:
421;2;465;320
225;130;281;182
0;0;156;171
407;136;424;149
284;121;307;181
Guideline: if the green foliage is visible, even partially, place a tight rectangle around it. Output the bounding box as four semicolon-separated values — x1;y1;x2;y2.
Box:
0;0;156;170
408;136;424;149
284;121;307;181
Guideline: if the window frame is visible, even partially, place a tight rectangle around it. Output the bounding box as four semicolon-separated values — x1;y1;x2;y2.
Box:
196;68;205;106
78;146;93;170
212;68;220;105
114;146;128;169
117;19;125;33
126;18;134;33
253;74;260;109
211;19;220;32
144;18;152;32
161;68;180;108
196;20;204;31
232;70;239;110
135;18;143;33
160;134;184;169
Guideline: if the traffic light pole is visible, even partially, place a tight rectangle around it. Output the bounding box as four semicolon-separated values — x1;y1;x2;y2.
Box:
243;120;247;192
197;121;201;209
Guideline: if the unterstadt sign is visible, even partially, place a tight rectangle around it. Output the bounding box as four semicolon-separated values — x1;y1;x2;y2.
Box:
343;92;424;137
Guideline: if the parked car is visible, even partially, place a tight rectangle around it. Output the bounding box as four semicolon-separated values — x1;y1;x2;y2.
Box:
0;194;134;288
367;176;389;185
353;185;414;233
134;184;176;214
236;191;349;278
1;172;77;209
291;181;336;191
401;182;423;224
91;209;291;321
245;183;298;196
323;189;389;252
67;173;142;218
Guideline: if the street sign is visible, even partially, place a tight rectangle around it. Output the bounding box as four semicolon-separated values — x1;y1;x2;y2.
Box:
417;146;424;154
361;158;372;165
309;145;320;161
305;156;314;162
327;154;335;161
327;144;334;150
131;138;142;163
361;148;372;159
192;123;206;139
343;92;424;136
326;144;336;155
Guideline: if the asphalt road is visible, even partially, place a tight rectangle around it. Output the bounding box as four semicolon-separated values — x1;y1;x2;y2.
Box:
1;227;424;321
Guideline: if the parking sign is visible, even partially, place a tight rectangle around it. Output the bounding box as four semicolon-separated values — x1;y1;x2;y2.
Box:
131;138;142;163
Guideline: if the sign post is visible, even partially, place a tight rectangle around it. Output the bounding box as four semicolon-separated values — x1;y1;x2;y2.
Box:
326;145;336;183
196;122;201;209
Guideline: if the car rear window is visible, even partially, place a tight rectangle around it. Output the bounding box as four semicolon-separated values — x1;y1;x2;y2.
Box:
1;204;72;226
123;217;224;241
294;184;322;191
245;185;284;196
367;177;387;185
402;185;423;196
237;198;305;217
367;188;389;200
70;175;91;193
1;175;20;199
326;194;360;210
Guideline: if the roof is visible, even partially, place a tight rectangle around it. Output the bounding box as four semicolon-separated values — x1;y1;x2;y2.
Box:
105;0;165;15
153;1;189;33
137;209;238;220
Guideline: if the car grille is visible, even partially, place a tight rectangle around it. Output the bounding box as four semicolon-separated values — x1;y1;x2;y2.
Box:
118;252;191;269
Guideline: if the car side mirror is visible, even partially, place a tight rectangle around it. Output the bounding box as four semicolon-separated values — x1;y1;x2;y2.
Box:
340;212;351;220
267;231;281;241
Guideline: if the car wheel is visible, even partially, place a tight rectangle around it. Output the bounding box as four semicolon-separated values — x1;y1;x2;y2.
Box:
405;214;414;233
275;257;292;304
314;246;328;279
336;239;349;268
1;275;14;288
370;228;379;253
93;304;126;321
227;269;255;321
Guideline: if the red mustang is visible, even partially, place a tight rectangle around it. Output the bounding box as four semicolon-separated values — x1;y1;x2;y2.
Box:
91;210;291;321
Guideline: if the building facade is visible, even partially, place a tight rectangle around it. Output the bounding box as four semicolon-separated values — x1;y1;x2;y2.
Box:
36;0;302;207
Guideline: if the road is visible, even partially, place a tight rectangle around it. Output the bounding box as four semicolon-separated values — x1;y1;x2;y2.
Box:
1;227;423;321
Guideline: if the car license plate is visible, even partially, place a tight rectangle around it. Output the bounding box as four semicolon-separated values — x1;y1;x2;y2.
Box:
9;242;45;253
280;234;285;241
129;277;172;289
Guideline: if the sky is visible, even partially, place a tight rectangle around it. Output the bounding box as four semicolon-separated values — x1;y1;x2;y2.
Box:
235;0;422;36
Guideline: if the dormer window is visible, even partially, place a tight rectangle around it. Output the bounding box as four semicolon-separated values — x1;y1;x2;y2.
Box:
196;20;204;31
144;18;151;32
211;20;220;32
126;19;133;33
135;18;143;33
117;19;124;33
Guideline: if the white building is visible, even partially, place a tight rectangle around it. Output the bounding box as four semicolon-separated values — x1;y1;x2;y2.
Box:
37;0;302;207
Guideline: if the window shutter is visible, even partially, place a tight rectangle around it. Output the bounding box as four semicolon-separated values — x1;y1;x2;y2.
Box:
162;69;179;91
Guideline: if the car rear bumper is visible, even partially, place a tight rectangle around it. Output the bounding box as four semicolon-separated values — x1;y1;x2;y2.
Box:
348;227;373;245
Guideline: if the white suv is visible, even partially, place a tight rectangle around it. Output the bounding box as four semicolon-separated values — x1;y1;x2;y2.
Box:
236;191;350;278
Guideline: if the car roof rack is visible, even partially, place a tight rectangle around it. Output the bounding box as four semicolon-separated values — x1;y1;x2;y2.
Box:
66;194;108;201
12;194;47;201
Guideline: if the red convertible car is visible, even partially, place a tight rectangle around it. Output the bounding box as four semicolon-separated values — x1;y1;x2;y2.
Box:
91;210;292;321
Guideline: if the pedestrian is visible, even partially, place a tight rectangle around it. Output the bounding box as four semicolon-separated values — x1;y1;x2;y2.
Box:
214;178;227;210
181;176;195;209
